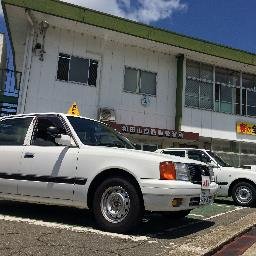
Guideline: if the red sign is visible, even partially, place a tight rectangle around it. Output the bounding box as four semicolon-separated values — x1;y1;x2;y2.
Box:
109;123;199;141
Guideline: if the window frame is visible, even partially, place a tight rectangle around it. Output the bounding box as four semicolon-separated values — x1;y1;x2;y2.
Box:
214;67;240;115
56;52;100;87
242;73;256;117
187;150;211;164
123;66;157;97
0;116;34;146
185;60;214;110
30;115;69;147
185;59;256;117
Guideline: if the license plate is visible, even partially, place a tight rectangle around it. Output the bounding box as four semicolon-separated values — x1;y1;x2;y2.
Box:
200;189;212;205
201;175;210;189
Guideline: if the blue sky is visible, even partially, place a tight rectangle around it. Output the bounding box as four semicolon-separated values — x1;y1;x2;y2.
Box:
158;0;256;54
63;0;256;53
0;0;256;56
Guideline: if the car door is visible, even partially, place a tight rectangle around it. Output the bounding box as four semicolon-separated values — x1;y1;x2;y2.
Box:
18;115;79;201
0;116;34;194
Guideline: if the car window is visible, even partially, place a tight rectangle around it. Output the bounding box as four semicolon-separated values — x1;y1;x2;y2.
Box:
67;116;134;149
188;150;211;163
0;117;33;145
32;116;67;146
206;150;230;167
162;150;185;157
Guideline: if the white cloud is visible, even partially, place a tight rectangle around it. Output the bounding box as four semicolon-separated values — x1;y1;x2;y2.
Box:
62;0;187;24
63;0;125;17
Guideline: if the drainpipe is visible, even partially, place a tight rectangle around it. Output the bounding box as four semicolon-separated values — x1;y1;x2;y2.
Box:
17;9;35;114
175;54;184;131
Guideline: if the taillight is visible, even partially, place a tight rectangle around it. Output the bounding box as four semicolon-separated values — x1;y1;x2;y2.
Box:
160;161;176;180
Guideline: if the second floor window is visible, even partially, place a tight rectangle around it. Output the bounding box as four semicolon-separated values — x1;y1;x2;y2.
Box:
185;60;213;110
57;53;98;86
124;67;157;96
185;59;256;117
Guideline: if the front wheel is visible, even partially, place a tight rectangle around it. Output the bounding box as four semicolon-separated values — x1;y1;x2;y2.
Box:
92;177;143;233
231;182;256;207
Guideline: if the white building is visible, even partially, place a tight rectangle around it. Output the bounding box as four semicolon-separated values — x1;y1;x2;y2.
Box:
3;0;256;166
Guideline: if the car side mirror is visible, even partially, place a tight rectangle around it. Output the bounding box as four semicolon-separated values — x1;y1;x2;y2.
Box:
55;134;73;147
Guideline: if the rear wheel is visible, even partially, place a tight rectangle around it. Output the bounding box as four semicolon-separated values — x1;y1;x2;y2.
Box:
92;177;143;233
231;182;256;207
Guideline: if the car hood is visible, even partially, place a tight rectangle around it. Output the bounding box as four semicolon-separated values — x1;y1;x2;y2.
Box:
80;145;207;166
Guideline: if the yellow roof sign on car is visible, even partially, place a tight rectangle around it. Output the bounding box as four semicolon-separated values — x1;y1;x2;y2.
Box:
67;102;80;116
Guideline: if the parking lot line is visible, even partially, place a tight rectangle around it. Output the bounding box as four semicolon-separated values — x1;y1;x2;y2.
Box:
204;207;245;220
189;213;205;218
0;214;149;242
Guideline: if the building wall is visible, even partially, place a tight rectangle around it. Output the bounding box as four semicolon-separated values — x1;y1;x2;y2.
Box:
21;26;177;130
182;107;256;144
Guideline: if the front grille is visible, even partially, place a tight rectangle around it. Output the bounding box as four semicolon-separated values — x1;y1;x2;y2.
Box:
187;164;210;184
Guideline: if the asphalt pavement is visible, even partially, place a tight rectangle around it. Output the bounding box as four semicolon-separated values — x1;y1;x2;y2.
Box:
0;198;255;256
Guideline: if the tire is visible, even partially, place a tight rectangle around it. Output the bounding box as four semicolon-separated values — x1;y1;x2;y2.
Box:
161;210;191;219
231;182;256;207
92;177;143;233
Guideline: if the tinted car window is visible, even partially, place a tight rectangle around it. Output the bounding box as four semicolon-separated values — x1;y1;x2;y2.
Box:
163;150;185;157
188;150;211;163
206;150;230;167
32;116;67;146
67;116;134;149
0;117;33;145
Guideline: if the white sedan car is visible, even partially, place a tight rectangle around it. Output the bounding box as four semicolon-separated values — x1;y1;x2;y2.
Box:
0;113;218;232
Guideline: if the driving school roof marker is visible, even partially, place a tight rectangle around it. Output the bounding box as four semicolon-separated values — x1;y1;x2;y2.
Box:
67;102;80;116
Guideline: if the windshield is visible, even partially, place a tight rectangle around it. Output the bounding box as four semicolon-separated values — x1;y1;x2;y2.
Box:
206;150;231;167
67;116;134;149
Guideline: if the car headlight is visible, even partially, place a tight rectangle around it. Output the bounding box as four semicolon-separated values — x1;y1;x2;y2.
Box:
174;163;190;181
159;161;189;181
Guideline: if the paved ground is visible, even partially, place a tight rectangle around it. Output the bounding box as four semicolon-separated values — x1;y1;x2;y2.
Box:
0;198;255;256
213;227;256;256
242;242;256;256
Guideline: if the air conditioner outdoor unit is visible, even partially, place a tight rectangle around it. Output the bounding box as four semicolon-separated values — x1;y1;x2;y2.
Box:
98;108;116;122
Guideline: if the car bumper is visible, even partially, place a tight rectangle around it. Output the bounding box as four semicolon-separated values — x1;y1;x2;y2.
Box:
140;179;218;212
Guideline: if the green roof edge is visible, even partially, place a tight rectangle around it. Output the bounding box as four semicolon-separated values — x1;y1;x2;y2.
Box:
2;0;256;67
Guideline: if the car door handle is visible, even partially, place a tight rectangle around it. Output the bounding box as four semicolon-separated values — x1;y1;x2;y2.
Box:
24;152;35;158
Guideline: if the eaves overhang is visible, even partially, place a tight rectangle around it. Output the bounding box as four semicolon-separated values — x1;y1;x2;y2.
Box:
2;0;256;67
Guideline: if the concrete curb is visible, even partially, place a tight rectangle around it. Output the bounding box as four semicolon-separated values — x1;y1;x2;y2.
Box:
167;211;256;256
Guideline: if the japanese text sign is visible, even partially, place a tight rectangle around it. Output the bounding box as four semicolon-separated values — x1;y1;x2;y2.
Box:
236;122;256;136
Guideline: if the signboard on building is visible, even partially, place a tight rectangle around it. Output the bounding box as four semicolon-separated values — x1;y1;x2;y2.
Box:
236;122;256;136
109;123;199;141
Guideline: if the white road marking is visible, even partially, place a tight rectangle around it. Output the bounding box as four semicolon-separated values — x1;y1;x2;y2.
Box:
215;204;233;208
204;207;245;220
189;213;205;218
0;214;149;242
